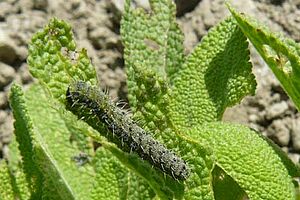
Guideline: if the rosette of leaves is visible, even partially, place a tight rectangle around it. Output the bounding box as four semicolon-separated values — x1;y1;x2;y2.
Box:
2;0;300;199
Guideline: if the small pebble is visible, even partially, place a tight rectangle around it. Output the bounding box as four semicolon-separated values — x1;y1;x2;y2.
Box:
288;153;300;164
0;92;8;109
0;110;7;124
18;63;33;84
267;119;290;146
266;101;289;120
0;30;17;64
0;62;15;89
291;119;300;151
249;114;259;122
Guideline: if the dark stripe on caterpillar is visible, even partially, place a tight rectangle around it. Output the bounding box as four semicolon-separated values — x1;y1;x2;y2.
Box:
65;81;190;180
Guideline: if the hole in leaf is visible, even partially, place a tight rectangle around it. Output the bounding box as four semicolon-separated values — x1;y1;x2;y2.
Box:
212;165;248;200
144;38;160;51
262;44;292;76
262;44;277;58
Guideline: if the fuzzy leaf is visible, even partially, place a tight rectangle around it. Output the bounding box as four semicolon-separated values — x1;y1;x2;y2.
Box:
91;148;155;200
6;135;22;172
27;17;94;163
125;65;173;135
212;166;246;200
121;0;185;80
9;83;96;199
0;136;31;200
189;122;295;200
0;160;30;200
0;161;15;200
25;84;95;200
121;0;184;134
82;132;185;199
9;84;44;198
121;1;221;199
228;4;300;111
105;144;188;199
170;17;256;129
27;18;97;103
175;139;215;200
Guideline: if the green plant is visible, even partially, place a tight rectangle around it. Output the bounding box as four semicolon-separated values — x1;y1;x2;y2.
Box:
2;0;300;199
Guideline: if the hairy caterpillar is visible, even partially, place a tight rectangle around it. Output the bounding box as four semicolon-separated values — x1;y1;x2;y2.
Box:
65;81;189;180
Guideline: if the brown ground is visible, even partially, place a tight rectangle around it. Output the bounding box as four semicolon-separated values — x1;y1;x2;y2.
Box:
0;0;299;163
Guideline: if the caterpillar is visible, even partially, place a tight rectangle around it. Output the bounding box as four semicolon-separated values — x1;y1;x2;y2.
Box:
65;81;190;180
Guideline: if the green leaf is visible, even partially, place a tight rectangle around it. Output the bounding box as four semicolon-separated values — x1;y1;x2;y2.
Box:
27;15;96;173
212;166;246;200
0;136;31;200
121;1;220;199
121;0;184;135
124;65;173;136
9;83;95;199
27;18;97;103
6;135;22;172
26;19;97;198
78;128;185;199
175;139;215;200
0;161;15;200
25;84;95;200
170;17;256;129
9;83;44;198
189;122;295;200
91;148;155;200
106;141;189;200
121;0;185;80
259;133;300;177
228;4;300;111
0;160;30;200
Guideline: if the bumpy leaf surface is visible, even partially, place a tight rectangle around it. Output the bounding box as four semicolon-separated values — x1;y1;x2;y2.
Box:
212;166;246;200
0;161;15;200
0;161;30;200
10;84;84;199
170;17;256;129
189;122;295;200
121;0;185;80
27;18;97;103
0;136;31;200
121;1;216;199
9;84;44;198
91;148;155;200
228;4;300;111
121;0;184;135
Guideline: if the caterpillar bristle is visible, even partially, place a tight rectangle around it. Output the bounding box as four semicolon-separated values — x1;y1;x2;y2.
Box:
65;81;190;181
